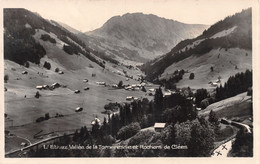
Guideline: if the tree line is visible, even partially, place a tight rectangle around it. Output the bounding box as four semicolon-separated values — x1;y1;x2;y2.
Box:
216;70;252;101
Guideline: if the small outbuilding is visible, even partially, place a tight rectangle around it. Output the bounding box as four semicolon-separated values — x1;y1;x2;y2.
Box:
36;86;43;90
126;96;134;101
74;90;80;94
154;123;166;132
75;107;83;112
22;71;28;74
58;71;64;74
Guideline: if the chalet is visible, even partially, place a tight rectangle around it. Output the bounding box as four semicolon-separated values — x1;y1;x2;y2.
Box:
74;90;80;93
196;107;202;111
133;97;139;101
36;86;43;90
96;82;106;85
126;96;134;101
84;87;90;90
125;86;132;90
83;79;88;83
134;87;140;91
75;107;83;112
154;123;166;132
140;82;146;86
52;83;61;88
149;88;155;92
42;85;49;89
131;84;137;87
91;117;101;126
21;142;27;147
112;84;118;88
209;82;218;87
22;71;28;74
58;71;64;74
163;92;172;97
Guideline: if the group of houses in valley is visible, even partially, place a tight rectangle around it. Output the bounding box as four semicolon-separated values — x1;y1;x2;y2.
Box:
35;82;62;90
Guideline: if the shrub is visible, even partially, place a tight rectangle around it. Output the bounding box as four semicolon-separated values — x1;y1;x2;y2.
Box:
210;66;214;72
55;67;59;72
40;34;56;43
141;86;147;92
35;91;41;98
200;99;210;109
43;61;51;70
4;74;9;83
45;113;50;120
118;81;123;88
189;73;195;80
117;122;141;140
36;117;45;123
24;61;30;68
195;88;208;107
63;45;76;55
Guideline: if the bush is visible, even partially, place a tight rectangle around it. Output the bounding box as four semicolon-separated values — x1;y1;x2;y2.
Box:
55;67;59;72
118;81;123;88
4;74;9;83
195;88;208;107
141;86;147;92
40;34;56;43
117;122;141;140
43;61;51;70
189;73;195;80
210;66;214;72
45;113;50;120
200;99;209;109
63;45;76;55
36;117;45;123
24;61;30;68
35;91;41;98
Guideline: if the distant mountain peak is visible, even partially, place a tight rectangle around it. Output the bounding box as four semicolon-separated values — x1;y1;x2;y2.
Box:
84;13;209;62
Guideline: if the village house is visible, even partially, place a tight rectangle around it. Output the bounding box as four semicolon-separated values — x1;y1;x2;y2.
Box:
75;107;83;112
154;123;166;132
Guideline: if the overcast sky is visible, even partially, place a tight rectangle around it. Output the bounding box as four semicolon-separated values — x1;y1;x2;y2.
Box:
2;0;253;32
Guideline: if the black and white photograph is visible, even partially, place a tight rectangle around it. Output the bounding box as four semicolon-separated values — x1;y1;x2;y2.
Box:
1;0;259;161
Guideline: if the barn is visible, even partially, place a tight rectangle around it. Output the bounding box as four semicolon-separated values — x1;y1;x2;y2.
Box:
154;123;166;132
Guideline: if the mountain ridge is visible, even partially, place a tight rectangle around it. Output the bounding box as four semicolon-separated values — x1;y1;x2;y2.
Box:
140;8;252;89
82;12;209;63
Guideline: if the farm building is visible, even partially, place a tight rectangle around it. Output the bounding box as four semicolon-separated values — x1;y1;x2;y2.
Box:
96;82;106;85
91;117;101;126
126;96;134;101
58;71;64;74
22;71;28;74
112;84;118;88
163;92;172;97
74;90;80;93
36;86;43;90
51;83;61;88
84;87;89;90
75;107;83;112
125;86;132;90
154;123;166;132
